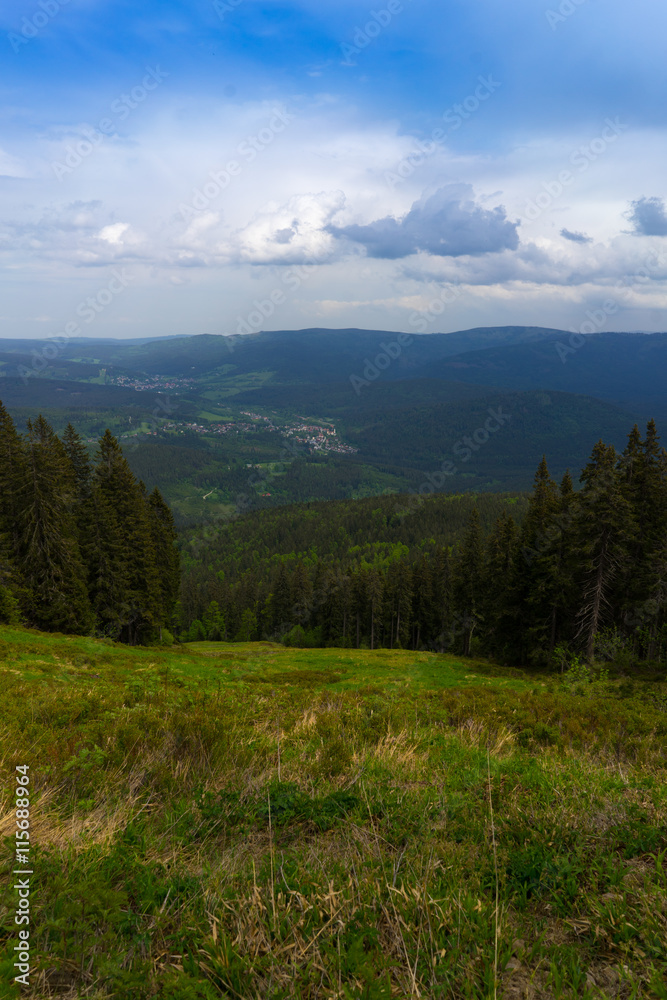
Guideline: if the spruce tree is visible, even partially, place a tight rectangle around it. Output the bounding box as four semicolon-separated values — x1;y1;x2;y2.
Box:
367;568;384;650
430;546;452;652
14;417;93;633
619;421;667;656
410;555;434;650
574;441;632;662
482;510;518;656
61;423;92;502
290;561;313;627
451;508;484;656
270;562;292;635
383;560;413;648
507;457;561;662
93;431;160;643
0;402;24;605
147;486;180;636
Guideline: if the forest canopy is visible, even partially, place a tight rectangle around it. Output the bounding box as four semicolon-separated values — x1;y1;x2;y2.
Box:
0;403;179;644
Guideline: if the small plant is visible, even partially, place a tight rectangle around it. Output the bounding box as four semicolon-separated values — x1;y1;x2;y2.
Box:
552;644;570;674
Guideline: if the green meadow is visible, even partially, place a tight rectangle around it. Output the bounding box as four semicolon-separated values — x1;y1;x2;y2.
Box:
1;627;667;999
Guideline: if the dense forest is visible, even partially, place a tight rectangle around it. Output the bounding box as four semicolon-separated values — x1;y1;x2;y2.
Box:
0;402;179;644
1;400;665;668
179;421;667;667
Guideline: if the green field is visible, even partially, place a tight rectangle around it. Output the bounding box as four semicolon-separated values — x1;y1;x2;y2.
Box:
1;627;667;998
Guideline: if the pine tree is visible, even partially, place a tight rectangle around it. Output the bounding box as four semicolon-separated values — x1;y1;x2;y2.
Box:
290;561;313;627
14;417;93;632
84;481;129;638
451;508;484;656
93;431;160;644
367;568;384;650
61;423;92;502
550;470;578;650
0;402;24;603
269;562;293;635
574;441;632;662
482;510;518;656
430;546;452;652
506;457;561;662
148;487;181;635
410;555;434;650
202;600;225;640
386;561;412;648
619;421;667;656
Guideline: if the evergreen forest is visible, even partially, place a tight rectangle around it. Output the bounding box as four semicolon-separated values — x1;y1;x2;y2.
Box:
2;400;665;669
0;403;179;645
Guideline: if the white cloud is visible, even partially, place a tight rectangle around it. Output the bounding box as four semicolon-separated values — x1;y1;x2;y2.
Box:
2;94;667;336
328;183;519;258
98;222;130;244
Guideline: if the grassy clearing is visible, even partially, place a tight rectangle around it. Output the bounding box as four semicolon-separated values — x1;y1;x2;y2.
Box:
1;627;667;998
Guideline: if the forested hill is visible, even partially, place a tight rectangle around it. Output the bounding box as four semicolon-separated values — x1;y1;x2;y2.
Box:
180;491;528;582
179;420;667;668
0;403;179;643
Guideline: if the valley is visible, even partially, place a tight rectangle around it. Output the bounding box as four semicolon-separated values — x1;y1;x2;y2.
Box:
0;326;662;522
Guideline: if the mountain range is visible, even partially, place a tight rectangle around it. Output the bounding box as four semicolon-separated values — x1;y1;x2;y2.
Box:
0;325;664;520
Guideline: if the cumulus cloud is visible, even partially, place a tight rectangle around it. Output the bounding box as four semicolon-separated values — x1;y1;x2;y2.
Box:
326;183;519;259
98;222;131;245
397;235;667;290
627;196;667;236
226;191;346;264
561;228;592;244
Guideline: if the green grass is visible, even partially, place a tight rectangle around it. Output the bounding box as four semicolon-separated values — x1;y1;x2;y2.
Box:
1;627;667;998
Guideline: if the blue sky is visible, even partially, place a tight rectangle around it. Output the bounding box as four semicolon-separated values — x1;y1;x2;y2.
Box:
1;0;666;339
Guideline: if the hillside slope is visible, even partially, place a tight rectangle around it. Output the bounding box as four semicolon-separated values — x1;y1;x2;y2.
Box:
2;625;666;998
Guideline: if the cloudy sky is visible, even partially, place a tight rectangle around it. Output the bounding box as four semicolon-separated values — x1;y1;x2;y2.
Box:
1;0;666;340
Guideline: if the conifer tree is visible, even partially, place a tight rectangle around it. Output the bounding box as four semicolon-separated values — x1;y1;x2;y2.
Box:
14;417;93;633
270;563;292;635
367;568;384;650
0;402;24;606
619;421;667;655
550;470;578;650
410;555;434;650
451;508;484;656
430;546;452;652
290;561;313;626
507;457;561;661
202;600;225;640
61;423;92;502
574;441;632;662
148;486;180;635
482;510;518;656
93;431;160;643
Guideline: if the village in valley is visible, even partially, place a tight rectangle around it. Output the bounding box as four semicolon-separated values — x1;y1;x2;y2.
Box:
120;409;358;455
